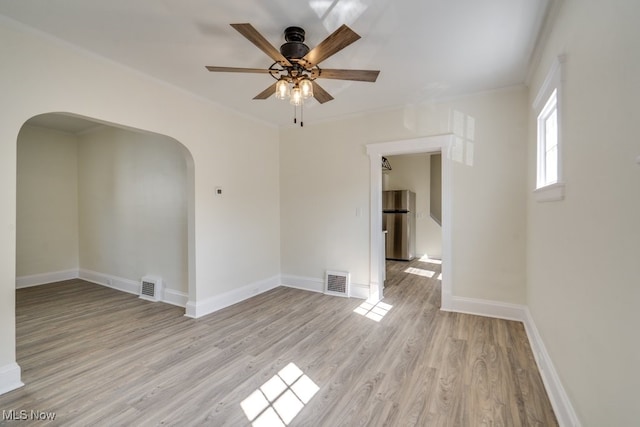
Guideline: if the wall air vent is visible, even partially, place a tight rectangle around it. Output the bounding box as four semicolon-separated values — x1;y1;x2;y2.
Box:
325;270;350;297
140;275;163;302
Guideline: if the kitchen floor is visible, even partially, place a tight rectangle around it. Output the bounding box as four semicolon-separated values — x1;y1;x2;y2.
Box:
385;255;442;299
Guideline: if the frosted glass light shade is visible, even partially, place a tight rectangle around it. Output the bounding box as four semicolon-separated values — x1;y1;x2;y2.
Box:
290;86;303;106
299;79;313;99
275;79;290;100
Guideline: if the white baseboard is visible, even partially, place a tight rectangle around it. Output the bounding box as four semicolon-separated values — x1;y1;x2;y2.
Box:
349;283;369;299
522;308;581;427
441;295;526;322
0;363;24;396
79;269;139;295
185;275;281;318
281;274;368;299
16;269;79;288
16;268;187;307
440;288;453;310
442;296;580;427
163;289;188;307
280;274;324;293
79;269;188;308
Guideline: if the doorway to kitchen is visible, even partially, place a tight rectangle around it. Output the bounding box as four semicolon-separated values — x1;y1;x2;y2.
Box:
366;135;453;308
382;152;442;290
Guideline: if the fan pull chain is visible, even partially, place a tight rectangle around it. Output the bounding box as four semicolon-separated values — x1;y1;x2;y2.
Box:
292;105;304;127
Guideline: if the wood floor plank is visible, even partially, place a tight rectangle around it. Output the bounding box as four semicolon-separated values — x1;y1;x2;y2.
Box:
0;260;557;426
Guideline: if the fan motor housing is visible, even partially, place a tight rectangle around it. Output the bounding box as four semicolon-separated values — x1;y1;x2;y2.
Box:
280;26;310;60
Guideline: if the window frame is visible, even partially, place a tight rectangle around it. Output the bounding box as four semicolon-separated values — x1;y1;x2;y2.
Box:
533;55;565;202
538;89;558;187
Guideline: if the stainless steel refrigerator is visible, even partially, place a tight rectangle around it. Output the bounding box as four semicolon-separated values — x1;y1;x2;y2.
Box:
383;190;416;261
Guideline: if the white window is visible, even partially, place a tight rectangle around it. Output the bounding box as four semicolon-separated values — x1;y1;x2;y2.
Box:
533;56;565;202
538;89;558;187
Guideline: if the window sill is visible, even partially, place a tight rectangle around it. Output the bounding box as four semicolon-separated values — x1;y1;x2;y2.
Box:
534;182;565;202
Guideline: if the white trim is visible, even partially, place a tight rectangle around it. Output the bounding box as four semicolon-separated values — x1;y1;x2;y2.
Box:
525;0;565;85
280;274;324;294
0;363;24;396
163;289;189;307
15;268;188;307
79;269;139;295
534;182;565;202
79;269;188;307
366;135;454;306
184;275;281;318
368;152;384;301
348;283;369;300
523;308;582;427
442;296;526;322
15;269;79;288
533;55;565;111
534;55;565;192
280;274;368;299
443;296;581;427
536;89;558;188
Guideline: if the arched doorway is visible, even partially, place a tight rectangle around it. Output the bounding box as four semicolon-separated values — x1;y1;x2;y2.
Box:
15;112;195;309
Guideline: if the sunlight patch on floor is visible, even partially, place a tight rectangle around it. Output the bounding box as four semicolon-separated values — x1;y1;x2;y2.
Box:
419;254;442;264
241;362;319;426
404;267;435;278
353;300;393;322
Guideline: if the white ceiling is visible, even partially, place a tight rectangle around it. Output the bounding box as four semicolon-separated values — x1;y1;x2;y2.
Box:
1;0;550;127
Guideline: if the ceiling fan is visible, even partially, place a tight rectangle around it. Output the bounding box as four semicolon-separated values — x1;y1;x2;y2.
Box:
206;23;380;125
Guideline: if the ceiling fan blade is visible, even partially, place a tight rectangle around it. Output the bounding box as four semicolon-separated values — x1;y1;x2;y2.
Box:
312;81;334;104
253;82;277;100
315;68;380;82
206;66;271;74
230;23;292;67
300;25;361;68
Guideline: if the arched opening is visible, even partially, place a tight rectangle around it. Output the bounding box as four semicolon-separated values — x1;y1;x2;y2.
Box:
15;112;195;309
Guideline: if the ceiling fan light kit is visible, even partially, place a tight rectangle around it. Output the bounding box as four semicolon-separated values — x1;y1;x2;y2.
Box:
206;23;380;126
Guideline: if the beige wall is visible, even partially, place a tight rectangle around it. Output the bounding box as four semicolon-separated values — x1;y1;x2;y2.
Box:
16;125;79;277
77;126;189;294
280;86;528;303
526;0;640;424
384;153;442;258
17;124;190;294
0;17;280;379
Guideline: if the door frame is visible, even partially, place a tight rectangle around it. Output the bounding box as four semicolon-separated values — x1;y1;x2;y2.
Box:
366;134;454;307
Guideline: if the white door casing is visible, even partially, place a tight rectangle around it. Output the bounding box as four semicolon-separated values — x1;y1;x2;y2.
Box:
366;135;453;307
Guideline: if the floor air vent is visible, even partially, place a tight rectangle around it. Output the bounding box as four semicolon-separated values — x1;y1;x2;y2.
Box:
140;276;163;302
325;271;350;297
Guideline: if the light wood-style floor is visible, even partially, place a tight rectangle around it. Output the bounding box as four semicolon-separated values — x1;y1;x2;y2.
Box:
1;259;557;426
